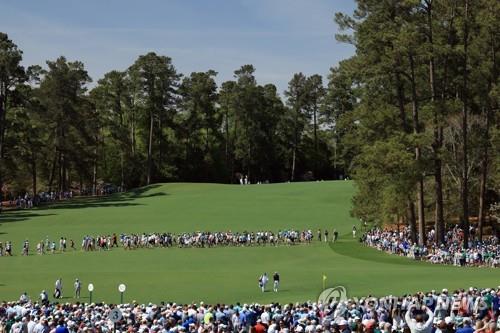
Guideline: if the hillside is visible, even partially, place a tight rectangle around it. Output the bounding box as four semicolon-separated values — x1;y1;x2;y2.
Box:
0;181;497;304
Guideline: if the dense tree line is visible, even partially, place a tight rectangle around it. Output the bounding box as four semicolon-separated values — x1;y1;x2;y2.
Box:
334;0;499;244
0;35;344;199
0;0;498;245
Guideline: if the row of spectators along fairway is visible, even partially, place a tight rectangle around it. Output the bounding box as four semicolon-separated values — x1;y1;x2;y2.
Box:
0;181;497;304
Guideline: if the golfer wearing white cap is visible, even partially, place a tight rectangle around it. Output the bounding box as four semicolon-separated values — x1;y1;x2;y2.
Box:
74;279;81;299
54;278;62;299
258;273;269;292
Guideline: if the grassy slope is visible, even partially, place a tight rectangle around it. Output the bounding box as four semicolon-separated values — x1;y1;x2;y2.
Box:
0;181;497;304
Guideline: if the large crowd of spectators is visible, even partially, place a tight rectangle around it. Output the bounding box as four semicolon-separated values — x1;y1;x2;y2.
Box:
362;226;499;268
120;230;314;249
1;286;499;333
80;230;314;251
0;230;315;257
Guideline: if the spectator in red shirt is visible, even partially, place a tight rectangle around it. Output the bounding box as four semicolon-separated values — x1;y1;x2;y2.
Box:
254;319;267;333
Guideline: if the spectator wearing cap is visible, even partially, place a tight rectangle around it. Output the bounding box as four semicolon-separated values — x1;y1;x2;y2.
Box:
443;317;455;333
436;293;451;320
456;318;473;333
1;286;500;333
254;319;266;333
362;319;376;333
405;305;434;333
339;319;350;333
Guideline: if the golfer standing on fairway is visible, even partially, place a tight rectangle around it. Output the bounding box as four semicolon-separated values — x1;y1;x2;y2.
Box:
259;273;268;292
74;279;81;299
54;278;62;298
273;272;280;292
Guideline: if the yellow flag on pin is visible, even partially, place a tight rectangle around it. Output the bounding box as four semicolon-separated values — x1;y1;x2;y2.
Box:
322;274;327;290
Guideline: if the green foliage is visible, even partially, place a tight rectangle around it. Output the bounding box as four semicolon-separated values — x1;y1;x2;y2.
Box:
334;0;499;233
0;4;498;234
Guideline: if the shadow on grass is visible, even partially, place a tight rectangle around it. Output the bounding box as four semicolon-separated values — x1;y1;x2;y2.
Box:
0;184;169;225
36;184;167;211
0;212;57;224
37;201;144;211
329;238;429;267
127;184;166;198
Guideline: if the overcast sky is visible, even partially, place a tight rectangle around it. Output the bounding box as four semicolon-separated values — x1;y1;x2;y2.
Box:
1;0;356;94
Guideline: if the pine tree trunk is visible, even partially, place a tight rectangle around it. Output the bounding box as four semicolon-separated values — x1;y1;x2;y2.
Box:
225;110;230;183
0;90;6;160
79;174;83;195
409;52;426;246
58;126;65;193
247;140;251;181
120;151;125;190
478;151;487;241
92;144;97;196
407;199;417;243
31;157;37;195
434;160;444;243
0;93;5;201
62;158;67;192
461;0;470;248
395;61;421;245
395;57;408;132
313;105;318;178
426;0;445;245
58;150;63;193
158;116;162;173
147;109;154;185
478;103;491;242
479;27;498;241
131;109;136;156
417;178;426;245
48;146;57;192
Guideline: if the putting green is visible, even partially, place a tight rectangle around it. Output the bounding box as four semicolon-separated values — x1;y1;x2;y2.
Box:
0;181;497;304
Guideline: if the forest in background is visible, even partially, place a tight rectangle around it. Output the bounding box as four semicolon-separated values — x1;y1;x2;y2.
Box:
0;0;498;244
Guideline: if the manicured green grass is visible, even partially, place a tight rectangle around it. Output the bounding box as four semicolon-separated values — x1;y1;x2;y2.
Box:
0;181;497;304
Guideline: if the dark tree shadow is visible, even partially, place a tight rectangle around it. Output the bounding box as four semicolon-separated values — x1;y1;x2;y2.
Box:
36;201;144;210
330;238;433;267
34;184;168;211
0;212;57;224
125;184;166;198
0;184;169;226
